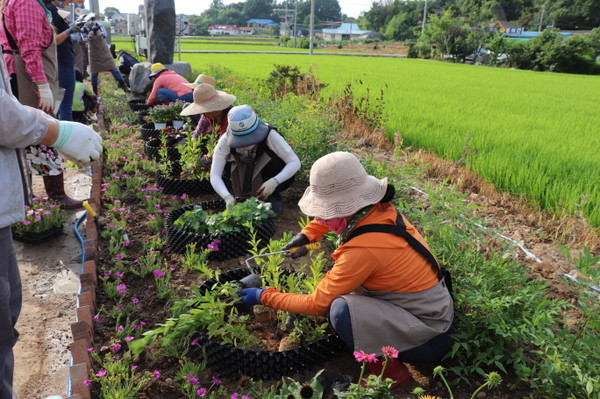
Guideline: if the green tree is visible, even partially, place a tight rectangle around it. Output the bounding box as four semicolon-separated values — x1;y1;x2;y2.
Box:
420;10;479;61
243;0;275;19
104;6;120;20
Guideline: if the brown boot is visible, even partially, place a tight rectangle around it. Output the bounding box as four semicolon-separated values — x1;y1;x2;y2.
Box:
360;357;411;391
43;174;84;209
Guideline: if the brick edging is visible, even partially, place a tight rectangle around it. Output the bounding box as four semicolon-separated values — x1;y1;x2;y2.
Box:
67;117;106;399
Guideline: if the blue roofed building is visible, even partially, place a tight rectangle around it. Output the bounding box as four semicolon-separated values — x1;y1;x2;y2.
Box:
322;23;370;41
247;19;278;29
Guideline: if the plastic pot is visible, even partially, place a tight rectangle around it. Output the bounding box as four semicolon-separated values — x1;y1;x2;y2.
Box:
155;171;214;196
11;224;64;244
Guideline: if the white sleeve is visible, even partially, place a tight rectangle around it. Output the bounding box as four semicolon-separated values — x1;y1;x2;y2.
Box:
266;130;301;184
209;134;233;199
0;87;49;148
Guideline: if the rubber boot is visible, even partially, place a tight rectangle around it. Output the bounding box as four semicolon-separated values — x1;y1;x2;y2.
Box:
361;357;411;391
43;174;83;209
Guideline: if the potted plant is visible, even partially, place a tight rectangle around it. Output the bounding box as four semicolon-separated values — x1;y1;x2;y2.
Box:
11;196;68;244
169;101;186;129
148;104;173;129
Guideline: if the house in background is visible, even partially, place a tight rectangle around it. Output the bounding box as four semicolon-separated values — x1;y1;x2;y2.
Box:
110;12;140;35
322;23;370;41
208;25;240;35
247;19;277;30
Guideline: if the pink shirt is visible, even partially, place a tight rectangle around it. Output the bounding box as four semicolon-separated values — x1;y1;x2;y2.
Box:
1;0;53;83
146;70;193;105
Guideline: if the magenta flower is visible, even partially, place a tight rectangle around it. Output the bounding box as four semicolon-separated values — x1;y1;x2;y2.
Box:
86;347;94;352
131;365;138;370
211;376;222;385
197;387;207;396
116;284;126;291
153;269;165;277
118;325;124;331
353;350;377;363
191;338;199;346
153;370;161;379
125;336;134;342
111;343;122;352
186;374;200;386
92;316;100;322
382;346;399;359
115;254;124;260
96;369;107;377
132;297;139;304
83;379;91;386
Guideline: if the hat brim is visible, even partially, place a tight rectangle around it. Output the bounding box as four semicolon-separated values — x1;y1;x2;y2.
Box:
179;92;237;116
298;176;388;219
182;82;199;89
149;68;166;78
227;121;270;148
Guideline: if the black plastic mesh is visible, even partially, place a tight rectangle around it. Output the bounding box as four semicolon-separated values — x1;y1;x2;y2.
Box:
155;171;215;196
140;122;160;141
166;200;276;260
189;268;345;380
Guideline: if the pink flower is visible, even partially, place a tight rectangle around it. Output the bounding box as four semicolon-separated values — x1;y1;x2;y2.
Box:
116;254;124;260
382;346;399;359
111;343;122;352
125;336;134;342
83;379;91;386
92;316;100;322
86;347;94;352
211;376;222;385
197;387;207;396
131;365;138;370
96;369;107;377
132;298;139;303
353;350;377;363
153;269;165;277
186;374;200;386
118;325;124;331
153;370;161;379
191;338;199;346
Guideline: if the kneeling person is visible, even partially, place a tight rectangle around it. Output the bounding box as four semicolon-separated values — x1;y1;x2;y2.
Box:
210;105;300;215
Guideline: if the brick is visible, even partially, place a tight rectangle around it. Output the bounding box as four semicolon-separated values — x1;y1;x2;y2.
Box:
83;239;96;260
78;292;95;310
76;305;93;328
80;273;96;296
71;320;92;345
69;363;91;399
69;339;92;370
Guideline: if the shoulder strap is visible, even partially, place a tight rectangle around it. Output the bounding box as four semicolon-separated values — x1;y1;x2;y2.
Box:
2;12;20;53
345;211;443;280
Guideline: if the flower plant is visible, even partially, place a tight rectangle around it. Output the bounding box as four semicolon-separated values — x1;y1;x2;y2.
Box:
173;197;275;236
12;196;67;235
148;102;184;123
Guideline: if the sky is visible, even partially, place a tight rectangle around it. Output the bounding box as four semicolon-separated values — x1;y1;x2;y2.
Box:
96;0;373;19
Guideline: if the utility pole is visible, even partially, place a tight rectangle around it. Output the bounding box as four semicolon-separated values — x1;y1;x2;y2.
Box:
274;8;296;41
293;1;298;48
309;0;314;54
421;0;428;33
537;2;546;31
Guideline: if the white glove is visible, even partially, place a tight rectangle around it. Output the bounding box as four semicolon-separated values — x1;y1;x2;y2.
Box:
224;195;237;208
37;83;54;113
53;121;103;166
256;177;279;200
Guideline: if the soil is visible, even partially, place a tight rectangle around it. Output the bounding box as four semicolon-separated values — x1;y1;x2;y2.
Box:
12;115;598;398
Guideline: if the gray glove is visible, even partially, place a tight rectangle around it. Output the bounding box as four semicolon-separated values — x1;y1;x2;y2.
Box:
67;20;85;34
282;233;310;259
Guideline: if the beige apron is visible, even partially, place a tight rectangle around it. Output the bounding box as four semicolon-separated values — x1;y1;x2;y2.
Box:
343;278;454;355
14;38;60;114
227;150;270;198
88;33;116;73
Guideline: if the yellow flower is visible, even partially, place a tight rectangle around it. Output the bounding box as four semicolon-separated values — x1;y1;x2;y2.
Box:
420;395;442;399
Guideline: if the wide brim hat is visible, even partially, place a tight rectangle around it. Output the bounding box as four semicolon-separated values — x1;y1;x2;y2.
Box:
183;74;216;89
225;105;270;148
180;84;236;116
298;151;388;219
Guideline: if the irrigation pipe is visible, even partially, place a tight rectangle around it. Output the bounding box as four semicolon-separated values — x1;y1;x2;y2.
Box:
65;168;94;399
406;185;600;293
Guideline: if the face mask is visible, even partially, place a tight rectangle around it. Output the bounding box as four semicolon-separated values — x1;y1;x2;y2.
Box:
315;217;348;234
235;147;255;161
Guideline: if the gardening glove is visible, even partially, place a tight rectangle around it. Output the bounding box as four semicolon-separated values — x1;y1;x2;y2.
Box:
282;233;310;259
224;194;237;208
53;121;103;166
237;288;264;307
37;83;54;113
256;177;279;201
67;20;85;34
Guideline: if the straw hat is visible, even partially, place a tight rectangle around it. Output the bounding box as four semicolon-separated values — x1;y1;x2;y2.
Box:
183;74;216;89
149;63;167;78
179;84;236;116
226;105;270;149
298;152;388;219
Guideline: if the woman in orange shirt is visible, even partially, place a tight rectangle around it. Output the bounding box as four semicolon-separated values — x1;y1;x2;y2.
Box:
238;151;454;389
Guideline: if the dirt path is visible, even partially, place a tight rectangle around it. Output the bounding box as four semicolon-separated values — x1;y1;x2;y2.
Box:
13;169;91;399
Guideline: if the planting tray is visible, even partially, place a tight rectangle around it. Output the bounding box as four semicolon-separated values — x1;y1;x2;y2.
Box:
166;199;276;260
155;171;215;196
140;122;160;142
144;138;181;164
11;224;64;244
128;100;150;112
191;267;346;380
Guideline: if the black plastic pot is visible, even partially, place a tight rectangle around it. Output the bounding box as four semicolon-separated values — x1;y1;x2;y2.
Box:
12;224;64;244
190;268;345;380
128;100;150;112
140;122;160;142
155;171;214;196
166;200;276;260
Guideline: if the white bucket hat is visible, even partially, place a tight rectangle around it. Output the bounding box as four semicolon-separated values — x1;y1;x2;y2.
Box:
226;105;270;148
179;84;236;116
298;152;388;219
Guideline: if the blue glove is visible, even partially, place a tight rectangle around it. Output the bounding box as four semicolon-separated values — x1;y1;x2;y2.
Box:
237;288;264;307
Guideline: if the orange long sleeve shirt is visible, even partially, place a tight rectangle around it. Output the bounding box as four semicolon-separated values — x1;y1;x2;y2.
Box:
261;203;439;316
